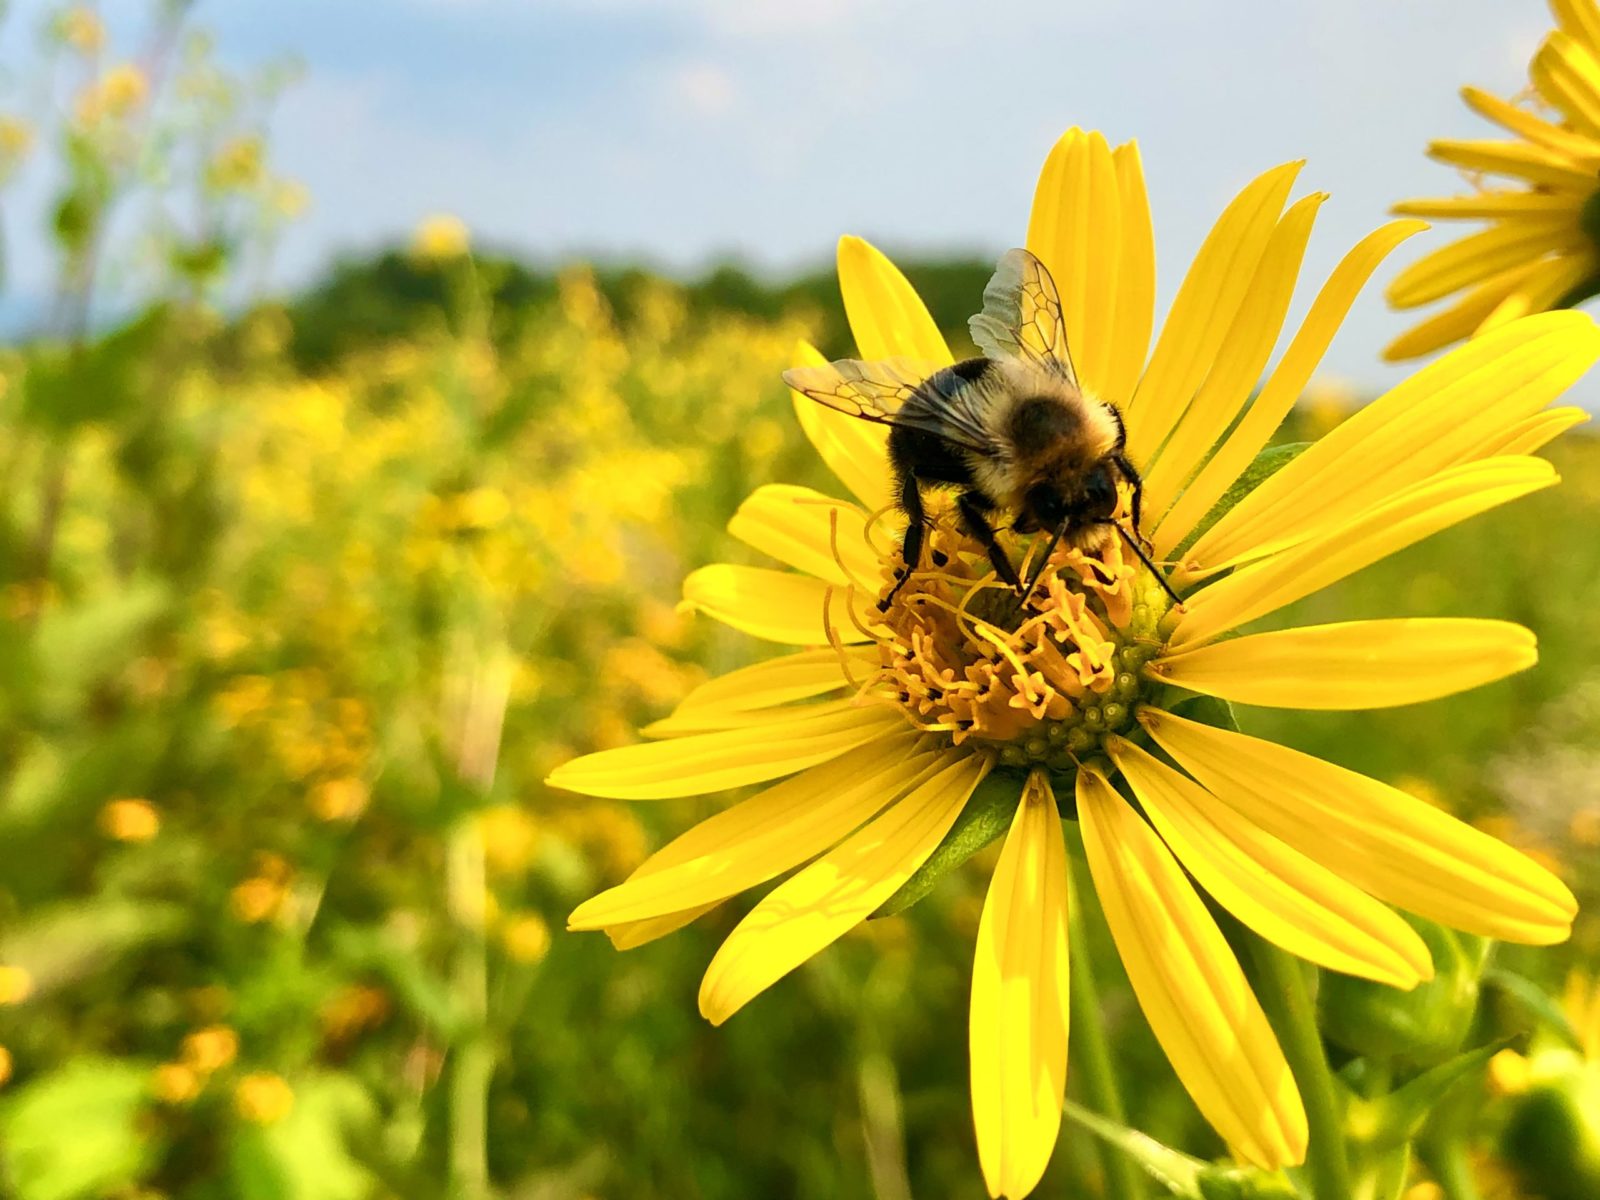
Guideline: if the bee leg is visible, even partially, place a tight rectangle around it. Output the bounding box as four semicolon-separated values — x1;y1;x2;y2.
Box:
881;474;927;610
1111;453;1150;547
956;491;1023;593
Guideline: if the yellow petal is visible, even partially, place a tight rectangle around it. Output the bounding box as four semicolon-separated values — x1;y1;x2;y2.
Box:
1382;261;1548;362
1149;619;1537;709
1461;85;1600;164
1170;457;1558;648
570;734;931;929
1480;252;1600;333
1490;405;1591;455
837;236;953;364
606;908;714;951
682;562;874;645
1428;138;1599;191
1551;1;1600;63
1124;162;1303;464
729;483;883;586
970;771;1070;1200
656;647;872;731
1104;140;1157;410
1393;192;1581;219
1152;219;1426;556
1183;312;1600;577
1143;193;1324;520
1533;30;1600;140
644;696;862;738
1076;767;1306;1169
698;752;986;1024
1107;738;1432;988
1028;128;1121;403
546;704;905;799
791;340;893;512
1387;219;1584;309
1140;709;1579;944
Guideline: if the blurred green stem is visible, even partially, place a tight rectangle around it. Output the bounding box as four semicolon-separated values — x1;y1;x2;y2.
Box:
1248;941;1351;1200
1068;859;1146;1200
445;644;511;1200
446;817;492;1200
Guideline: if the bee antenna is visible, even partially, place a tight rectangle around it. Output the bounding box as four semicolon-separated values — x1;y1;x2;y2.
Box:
1110;521;1184;609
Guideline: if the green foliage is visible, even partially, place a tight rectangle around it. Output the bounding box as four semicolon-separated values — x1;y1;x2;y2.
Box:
0;1059;159;1200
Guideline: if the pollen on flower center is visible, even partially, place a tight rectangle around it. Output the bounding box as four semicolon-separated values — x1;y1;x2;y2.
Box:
833;506;1173;771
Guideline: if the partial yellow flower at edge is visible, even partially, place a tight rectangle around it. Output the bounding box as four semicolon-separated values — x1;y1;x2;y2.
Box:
1385;11;1600;359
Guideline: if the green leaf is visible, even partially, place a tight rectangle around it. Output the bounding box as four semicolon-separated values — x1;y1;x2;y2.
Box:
229;1074;378;1200
1485;969;1584;1051
871;769;1026;918
20;307;171;433
0;1059;158;1200
0;900;188;996
1173;441;1309;558
1065;1099;1206;1196
1356;1041;1505;1154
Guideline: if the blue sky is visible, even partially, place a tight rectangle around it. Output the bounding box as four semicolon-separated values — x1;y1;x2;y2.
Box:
5;1;1585;395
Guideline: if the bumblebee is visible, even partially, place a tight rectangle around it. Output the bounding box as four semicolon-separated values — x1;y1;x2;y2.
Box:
784;247;1177;608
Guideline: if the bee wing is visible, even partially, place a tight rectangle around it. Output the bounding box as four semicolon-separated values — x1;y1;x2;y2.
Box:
968;247;1080;389
782;357;995;453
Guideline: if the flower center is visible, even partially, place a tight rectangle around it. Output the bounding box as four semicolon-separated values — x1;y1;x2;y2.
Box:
847;508;1172;770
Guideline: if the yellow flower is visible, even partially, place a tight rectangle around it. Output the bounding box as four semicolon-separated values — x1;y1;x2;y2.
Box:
99;797;161;842
234;1072;294;1124
411;213;470;262
0;1045;11;1088
551;127;1592;1198
58;6;105;53
181;1026;239;1074
0;965;33;1005
152;1062;203;1105
501;912;553;963
76;64;148;124
1386;0;1600;359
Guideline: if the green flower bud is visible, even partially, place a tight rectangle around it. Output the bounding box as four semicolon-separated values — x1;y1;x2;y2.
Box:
1318;917;1488;1066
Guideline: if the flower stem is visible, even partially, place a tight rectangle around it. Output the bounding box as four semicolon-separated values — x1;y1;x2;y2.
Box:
447;817;492;1200
1248;940;1352;1200
1068;858;1146;1200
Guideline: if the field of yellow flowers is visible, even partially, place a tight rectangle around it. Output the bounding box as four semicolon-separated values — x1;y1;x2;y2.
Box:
0;246;1596;1198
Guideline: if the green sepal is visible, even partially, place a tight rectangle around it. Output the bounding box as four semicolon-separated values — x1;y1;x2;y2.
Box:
1350;1041;1504;1155
1062;1101;1297;1199
871;768;1026;918
1169;693;1241;733
1172;441;1309;559
1485;968;1584;1051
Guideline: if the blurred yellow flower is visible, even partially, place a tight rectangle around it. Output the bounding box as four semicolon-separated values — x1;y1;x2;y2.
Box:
58;6;106;53
152;1062;203;1105
234;1072;294;1124
1490;1047;1536;1096
478;804;540;874
0;116;33;172
181;1026;239;1074
555;127;1594;1198
411;213;470;262
501;912;552;964
99;797;161;842
0;1045;11;1088
206;136;264;191
310;777;369;822
76;63;148;124
0;965;34;1005
1387;0;1600;359
320;985;390;1042
271;179;312;220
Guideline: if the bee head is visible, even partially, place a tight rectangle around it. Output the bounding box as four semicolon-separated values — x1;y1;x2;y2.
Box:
1021;463;1117;533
